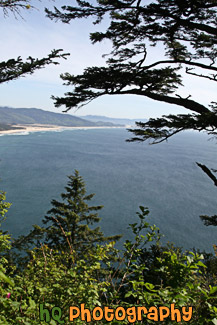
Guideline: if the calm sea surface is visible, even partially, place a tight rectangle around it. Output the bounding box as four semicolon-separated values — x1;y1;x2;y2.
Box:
0;128;216;252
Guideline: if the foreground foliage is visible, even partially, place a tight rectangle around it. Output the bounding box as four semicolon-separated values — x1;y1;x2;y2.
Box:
0;185;217;324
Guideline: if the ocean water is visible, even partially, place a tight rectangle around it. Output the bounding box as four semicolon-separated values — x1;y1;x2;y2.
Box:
0;128;216;252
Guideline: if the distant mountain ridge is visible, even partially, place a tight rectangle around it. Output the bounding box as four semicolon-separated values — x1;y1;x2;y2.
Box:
0;107;122;128
78;115;147;126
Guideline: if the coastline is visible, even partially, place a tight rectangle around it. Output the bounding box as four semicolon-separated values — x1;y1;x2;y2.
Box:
0;124;126;135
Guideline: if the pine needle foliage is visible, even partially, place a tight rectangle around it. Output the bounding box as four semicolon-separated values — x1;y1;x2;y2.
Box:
13;170;121;263
45;0;217;142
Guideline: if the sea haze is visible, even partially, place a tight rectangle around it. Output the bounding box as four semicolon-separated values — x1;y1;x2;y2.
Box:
0;128;216;252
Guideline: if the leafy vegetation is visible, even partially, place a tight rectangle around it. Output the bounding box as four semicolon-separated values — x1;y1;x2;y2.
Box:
0;175;217;324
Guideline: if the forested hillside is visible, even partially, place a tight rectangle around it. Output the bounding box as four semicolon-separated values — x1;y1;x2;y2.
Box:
0;106;95;126
0;107;121;127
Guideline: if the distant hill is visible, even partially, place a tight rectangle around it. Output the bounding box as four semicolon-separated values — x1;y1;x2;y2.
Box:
0;123;24;131
0;107;122;128
78;115;147;126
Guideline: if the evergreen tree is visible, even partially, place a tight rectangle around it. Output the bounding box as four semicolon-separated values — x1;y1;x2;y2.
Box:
45;0;217;143
45;0;217;229
14;170;121;260
43;170;121;252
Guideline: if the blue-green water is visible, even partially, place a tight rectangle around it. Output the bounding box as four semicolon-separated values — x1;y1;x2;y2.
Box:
0;128;216;252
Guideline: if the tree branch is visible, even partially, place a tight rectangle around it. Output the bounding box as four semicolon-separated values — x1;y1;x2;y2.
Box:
0;50;69;84
186;68;217;82
142;60;217;73
196;162;217;187
118;89;210;114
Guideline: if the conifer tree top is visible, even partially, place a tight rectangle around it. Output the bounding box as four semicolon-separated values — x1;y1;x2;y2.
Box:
15;170;121;260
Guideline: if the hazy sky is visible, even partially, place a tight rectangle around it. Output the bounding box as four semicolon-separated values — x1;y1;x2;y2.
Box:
0;0;215;118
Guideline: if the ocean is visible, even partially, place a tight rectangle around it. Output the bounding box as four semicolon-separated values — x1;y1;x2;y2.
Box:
0;128;216;252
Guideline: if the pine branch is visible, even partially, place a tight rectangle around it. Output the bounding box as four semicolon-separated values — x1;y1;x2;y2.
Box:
196;162;217;187
186;67;217;82
119;89;210;114
0;50;69;84
0;0;34;17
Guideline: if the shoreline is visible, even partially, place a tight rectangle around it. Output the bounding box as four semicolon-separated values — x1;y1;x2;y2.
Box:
0;124;127;135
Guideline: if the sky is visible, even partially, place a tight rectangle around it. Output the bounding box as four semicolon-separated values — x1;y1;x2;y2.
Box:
0;0;216;119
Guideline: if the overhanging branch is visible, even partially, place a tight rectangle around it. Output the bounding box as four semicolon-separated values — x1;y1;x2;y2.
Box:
118;89;210;114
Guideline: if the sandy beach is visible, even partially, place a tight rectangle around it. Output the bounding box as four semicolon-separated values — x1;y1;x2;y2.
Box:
0;124;126;135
